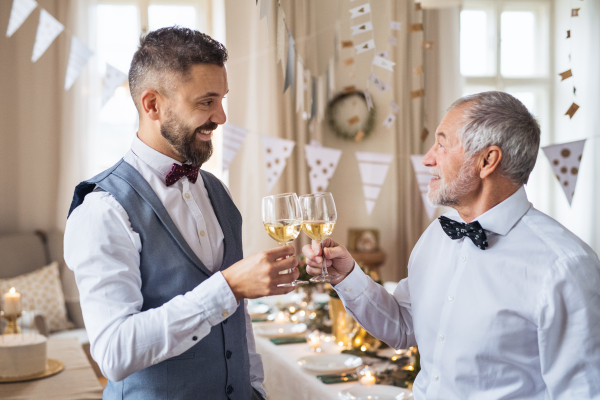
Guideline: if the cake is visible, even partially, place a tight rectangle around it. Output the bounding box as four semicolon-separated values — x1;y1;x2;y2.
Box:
0;334;48;378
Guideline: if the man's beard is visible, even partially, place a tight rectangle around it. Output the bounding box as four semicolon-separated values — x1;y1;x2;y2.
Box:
427;157;479;207
160;110;216;166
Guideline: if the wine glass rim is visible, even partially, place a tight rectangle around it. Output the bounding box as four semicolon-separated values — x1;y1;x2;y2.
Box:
299;192;332;198
262;192;299;200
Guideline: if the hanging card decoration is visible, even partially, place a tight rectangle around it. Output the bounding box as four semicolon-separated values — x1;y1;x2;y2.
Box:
31;9;64;62
408;23;423;32
565;102;579;119
317;76;326;121
222;124;248;171
542;140;586;205
410;155;437;220
382;114;396;129
102;63;128;107
558;69;572;81
284;30;295;95
277;7;286;75
262;136;295;193
373;55;395;71
305;142;342;193
259;0;272;36
296;57;304;112
390;21;401;30
351;21;373;36
355;39;375;55
6;0;38;37
349;3;371;18
355;152;394;215
369;73;391;92
64;36;93;90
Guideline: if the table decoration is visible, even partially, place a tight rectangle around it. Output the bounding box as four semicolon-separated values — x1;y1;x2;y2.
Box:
1;287;23;334
307;330;322;352
358;365;376;386
0;358;65;383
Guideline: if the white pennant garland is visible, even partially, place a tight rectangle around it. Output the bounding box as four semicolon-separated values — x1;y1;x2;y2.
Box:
6;0;37;38
102;63;128;107
262;136;295;193
542;139;586;205
259;0;272;36
410;155;437;220
355;39;376;55
222;124;249;171
351;21;373;36
296;56;304;112
373;55;395;72
305;141;342;194
349;3;371;18
31;9;64;62
64;36;93;90
356;152;394;215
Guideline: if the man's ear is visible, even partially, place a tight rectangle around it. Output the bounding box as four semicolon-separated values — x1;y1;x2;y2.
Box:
479;146;502;179
140;89;162;121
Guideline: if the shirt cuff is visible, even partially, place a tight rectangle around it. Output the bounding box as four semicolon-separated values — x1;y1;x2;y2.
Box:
190;271;238;326
333;262;369;301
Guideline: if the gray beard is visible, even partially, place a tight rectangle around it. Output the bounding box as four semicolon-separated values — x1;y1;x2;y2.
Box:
427;159;479;207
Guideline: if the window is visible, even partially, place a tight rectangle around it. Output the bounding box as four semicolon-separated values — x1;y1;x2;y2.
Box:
91;1;225;180
460;0;552;209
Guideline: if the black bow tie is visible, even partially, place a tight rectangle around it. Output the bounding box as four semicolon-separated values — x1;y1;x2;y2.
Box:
438;216;489;250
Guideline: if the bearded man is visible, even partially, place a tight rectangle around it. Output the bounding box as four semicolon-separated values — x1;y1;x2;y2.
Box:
303;91;600;399
65;27;298;400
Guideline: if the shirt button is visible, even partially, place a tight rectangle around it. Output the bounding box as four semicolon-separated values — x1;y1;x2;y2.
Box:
200;230;206;237
344;287;352;292
192;336;198;341
434;375;439;381
184;193;190;199
222;311;229;318
226;350;232;359
448;295;454;301
461;256;466;262
439;335;445;341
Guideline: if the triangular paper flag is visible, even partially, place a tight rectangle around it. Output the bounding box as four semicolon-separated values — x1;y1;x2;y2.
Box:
349;3;371;18
259;0;272;36
31;9;64;62
222;124;249;171
351;21;373;36
6;0;38;38
542;140;586;205
262;137;295;193
305;143;342;193
102;63;128;107
410;155;437;220
277;7;286;76
355;39;375;55
64;36;93;90
284;30;295;95
373;55;396;71
296;57;304;112
356;152;394;215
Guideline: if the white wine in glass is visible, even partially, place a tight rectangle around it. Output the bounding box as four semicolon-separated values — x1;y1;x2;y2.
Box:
299;192;339;283
262;193;308;287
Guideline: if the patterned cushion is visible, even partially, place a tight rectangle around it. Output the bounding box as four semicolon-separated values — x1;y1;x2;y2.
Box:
0;262;73;332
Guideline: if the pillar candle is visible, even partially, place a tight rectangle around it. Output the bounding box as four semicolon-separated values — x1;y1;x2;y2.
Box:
3;287;22;317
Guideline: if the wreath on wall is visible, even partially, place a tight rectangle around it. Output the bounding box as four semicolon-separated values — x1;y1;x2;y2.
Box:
326;91;376;141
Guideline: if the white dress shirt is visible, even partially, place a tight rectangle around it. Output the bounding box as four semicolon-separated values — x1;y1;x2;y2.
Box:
335;187;600;399
64;137;265;396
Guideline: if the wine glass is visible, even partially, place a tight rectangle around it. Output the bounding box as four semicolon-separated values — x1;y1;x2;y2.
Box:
262;193;308;287
299;192;338;283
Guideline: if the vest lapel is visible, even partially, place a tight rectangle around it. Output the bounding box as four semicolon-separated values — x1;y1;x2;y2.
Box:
109;161;213;277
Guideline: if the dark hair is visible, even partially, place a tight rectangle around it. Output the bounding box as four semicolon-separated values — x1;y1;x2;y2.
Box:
129;26;228;112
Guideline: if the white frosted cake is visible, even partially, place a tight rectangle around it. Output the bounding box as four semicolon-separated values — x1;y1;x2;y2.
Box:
0;334;47;378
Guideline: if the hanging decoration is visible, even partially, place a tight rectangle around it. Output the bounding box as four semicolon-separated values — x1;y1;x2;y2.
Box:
262;136;295;193
102;64;128;107
355;152;394;215
64;36;93;90
284;30;295;95
410;155;437;220
326;91;376;141
276;6;286;76
259;0;272;36
305;141;343;193
349;4;371;19
6;0;37;38
31;9;64;62
222;124;249;171
542;140;586;205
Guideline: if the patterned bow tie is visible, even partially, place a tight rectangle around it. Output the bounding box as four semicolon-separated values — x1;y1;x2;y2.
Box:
165;163;200;187
438;215;489;250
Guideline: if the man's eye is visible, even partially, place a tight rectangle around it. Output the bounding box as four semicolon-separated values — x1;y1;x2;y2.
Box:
202;101;212;106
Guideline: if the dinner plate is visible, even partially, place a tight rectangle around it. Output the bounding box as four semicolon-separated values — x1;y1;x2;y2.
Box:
338;384;413;400
253;322;307;338
248;303;270;318
257;292;306;308
297;354;363;374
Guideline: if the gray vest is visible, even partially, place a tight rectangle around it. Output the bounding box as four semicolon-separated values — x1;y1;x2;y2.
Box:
68;159;252;400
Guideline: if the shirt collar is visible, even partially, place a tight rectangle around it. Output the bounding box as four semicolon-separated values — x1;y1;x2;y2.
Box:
130;135;182;177
443;186;531;236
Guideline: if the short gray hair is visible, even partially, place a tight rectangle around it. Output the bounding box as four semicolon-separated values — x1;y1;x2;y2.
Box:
449;91;541;186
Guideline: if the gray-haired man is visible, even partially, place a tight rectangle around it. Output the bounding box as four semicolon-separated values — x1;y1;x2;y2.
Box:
304;91;600;399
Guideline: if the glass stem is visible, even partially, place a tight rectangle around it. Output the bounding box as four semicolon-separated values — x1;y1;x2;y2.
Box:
319;241;328;278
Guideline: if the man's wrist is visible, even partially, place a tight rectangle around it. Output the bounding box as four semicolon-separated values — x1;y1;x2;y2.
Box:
330;264;355;286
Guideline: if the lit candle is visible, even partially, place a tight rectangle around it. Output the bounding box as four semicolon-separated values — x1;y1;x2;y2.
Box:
307;331;321;351
360;370;376;386
3;287;21;317
275;311;287;324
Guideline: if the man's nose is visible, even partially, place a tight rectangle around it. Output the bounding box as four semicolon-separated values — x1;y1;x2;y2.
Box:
423;145;436;167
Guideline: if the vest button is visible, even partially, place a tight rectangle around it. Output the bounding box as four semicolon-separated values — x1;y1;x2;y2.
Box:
226;385;234;395
192;336;198;341
223;318;228;324
226;350;232;359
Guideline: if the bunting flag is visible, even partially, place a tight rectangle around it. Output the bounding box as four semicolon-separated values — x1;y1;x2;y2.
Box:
351;21;373;36
382;114;396;128
542;139;586;205
305;141;342;193
369;73;391;92
31;9;64;62
565;102;579;119
373;55;395;71
284;30;295;95
64;36;93;90
349;3;371;18
355;39;375;55
376;51;390;59
390;21;401;31
364;89;373;110
310;76;317;120
327;58;335;101
262;136;295;193
259;0;272;35
6;0;38;38
222;124;248;171
296;57;304;112
558;69;572;81
410;155;437;220
317;76;326;121
356;152;394;215
102;63;128;107
277;7;286;76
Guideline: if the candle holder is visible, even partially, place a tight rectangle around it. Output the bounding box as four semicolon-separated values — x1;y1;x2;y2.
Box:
1;311;22;334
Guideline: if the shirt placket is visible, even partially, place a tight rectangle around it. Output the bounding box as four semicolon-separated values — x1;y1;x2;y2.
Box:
181;179;214;269
426;238;470;400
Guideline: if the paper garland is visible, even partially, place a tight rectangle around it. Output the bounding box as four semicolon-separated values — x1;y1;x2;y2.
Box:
6;0;38;38
32;9;64;62
102;64;128;107
373;55;395;72
356;152;394;215
351;21;373;36
262;137;295;193
410;155;437;220
64;36;93;90
259;0;272;36
276;7;286;76
222;124;249;171
355;39;375;55
305;141;342;194
542;140;586;205
349;3;371;18
284;30;295;95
